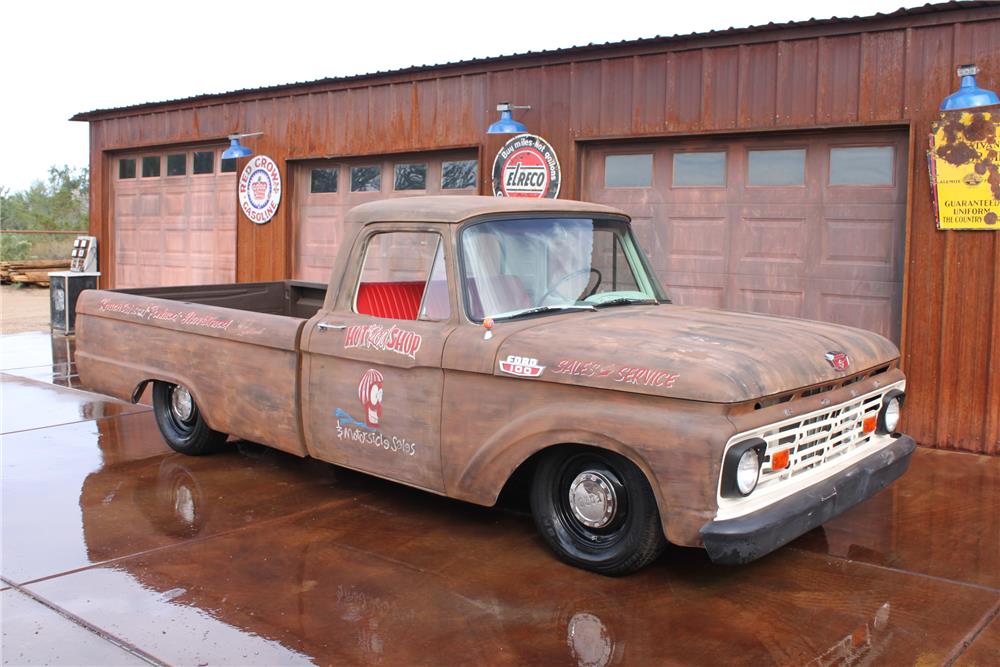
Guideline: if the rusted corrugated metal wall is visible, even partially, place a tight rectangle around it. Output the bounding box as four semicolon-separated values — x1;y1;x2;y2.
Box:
81;5;1000;453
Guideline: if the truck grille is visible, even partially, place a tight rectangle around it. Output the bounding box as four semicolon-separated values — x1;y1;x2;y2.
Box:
756;390;887;493
717;380;905;518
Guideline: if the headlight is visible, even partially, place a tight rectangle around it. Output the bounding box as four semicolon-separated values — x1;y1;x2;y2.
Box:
736;449;761;495
721;438;765;498
878;390;905;434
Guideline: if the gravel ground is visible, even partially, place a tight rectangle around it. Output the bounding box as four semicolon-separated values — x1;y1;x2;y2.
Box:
1;284;52;334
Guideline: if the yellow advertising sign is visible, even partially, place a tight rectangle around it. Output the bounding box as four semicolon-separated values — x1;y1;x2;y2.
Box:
928;109;999;230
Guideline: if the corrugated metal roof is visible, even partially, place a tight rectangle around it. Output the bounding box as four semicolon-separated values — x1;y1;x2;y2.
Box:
71;1;993;121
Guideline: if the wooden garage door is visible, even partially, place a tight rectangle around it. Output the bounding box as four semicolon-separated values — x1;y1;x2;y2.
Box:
112;147;236;288
293;150;478;282
583;131;907;341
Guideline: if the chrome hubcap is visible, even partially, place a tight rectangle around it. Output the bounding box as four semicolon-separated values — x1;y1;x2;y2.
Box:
568;471;617;529
170;386;194;422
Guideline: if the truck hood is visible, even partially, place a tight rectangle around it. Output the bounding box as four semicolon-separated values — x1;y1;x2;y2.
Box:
493;306;899;403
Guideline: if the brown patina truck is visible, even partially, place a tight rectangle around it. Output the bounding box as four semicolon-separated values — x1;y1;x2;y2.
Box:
76;196;914;575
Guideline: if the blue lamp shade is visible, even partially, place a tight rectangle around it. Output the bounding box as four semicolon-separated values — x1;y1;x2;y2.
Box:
221;136;254;160
940;65;1000;110
487;103;527;134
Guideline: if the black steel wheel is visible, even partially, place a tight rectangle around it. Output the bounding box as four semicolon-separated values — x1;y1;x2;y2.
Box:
530;448;666;576
152;381;227;456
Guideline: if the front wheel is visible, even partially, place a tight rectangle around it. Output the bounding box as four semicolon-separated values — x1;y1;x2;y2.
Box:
152;381;227;456
530;448;666;576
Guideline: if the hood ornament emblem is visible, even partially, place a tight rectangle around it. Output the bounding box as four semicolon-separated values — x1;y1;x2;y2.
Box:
825;351;851;371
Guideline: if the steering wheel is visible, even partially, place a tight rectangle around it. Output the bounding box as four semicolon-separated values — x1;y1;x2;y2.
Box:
537;268;602;305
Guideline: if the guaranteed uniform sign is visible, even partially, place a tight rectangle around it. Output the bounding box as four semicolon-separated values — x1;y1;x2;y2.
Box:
928;110;999;230
492;134;561;198
239;155;282;224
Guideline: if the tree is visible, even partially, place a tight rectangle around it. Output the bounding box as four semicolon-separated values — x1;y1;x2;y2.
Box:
1;166;89;261
1;165;89;231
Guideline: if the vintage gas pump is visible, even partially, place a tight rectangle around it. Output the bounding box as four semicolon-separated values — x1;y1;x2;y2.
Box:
49;235;100;335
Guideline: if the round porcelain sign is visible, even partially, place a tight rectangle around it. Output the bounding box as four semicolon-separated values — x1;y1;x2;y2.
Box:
492;134;561;198
239;155;282;224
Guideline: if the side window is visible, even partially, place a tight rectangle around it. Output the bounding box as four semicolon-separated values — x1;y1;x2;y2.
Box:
590;229;640;293
355;232;450;321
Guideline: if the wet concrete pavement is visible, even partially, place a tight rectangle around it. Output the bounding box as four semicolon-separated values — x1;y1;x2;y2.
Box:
2;330;999;666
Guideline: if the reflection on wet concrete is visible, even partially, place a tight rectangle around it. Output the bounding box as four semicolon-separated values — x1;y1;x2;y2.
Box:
792;448;1000;589
0;331;74;374
957;612;1000;666
1;373;148;434
22;482;999;666
2;332;999;665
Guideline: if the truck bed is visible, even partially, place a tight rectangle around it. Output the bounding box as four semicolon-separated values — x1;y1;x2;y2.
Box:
74;281;326;457
112;280;327;320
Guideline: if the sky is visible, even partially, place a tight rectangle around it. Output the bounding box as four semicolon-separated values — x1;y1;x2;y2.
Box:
1;0;932;192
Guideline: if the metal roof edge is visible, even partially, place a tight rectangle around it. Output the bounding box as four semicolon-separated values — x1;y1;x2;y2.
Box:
70;1;997;122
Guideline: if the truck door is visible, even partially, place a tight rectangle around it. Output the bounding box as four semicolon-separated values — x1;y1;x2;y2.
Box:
300;227;456;493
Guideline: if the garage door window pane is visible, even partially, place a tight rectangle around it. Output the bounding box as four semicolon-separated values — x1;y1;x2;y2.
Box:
394;163;427;191
351;166;381;192
118;158;136;179
605;154;652;188
830;146;894;185
748;149;805;186
220;157;237;173
193;151;214;174
442;160;477;189
166;154;186;176
311;168;338;193
142;156;160;178
673;152;726;186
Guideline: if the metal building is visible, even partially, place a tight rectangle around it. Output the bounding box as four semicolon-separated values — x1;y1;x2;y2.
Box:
72;1;1000;454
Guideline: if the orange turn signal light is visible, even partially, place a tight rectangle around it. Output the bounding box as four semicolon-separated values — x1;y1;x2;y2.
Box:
862;416;877;434
771;449;790;471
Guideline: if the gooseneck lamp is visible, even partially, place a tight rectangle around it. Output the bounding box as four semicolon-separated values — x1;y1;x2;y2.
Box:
221;132;263;159
940;64;999;111
487;103;531;134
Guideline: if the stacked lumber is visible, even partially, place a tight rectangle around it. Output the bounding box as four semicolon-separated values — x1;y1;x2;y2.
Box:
1;259;70;286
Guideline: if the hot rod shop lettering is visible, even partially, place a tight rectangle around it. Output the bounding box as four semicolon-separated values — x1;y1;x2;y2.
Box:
344;323;422;359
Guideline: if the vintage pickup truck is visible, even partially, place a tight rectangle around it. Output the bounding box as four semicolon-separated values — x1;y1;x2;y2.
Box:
76;196;914;575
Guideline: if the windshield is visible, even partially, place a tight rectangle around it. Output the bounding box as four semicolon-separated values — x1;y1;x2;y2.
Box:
460;217;667;321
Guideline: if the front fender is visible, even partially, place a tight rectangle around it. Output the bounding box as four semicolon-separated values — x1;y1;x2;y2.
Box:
440;373;733;546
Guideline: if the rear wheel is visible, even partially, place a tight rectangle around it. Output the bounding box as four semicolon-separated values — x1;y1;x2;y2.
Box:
530;448;666;576
152;381;227;456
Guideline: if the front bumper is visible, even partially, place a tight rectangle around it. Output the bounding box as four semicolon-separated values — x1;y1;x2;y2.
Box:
700;435;916;565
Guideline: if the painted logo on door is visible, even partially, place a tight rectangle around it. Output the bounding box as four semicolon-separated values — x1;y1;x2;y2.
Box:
492;134;561;198
825;351;851;371
358;368;384;427
238;155;282;224
335;369;418;456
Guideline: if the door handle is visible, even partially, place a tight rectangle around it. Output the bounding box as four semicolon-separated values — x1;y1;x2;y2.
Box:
318;322;347;331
